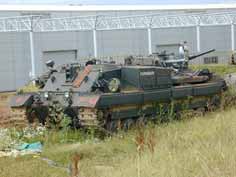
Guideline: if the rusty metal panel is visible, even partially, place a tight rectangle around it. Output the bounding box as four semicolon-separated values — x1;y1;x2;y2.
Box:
9;94;33;107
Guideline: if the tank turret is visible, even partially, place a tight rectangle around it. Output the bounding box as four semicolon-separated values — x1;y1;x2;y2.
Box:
156;49;216;70
188;49;216;60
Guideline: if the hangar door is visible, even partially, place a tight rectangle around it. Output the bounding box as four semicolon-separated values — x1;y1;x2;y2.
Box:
43;50;77;71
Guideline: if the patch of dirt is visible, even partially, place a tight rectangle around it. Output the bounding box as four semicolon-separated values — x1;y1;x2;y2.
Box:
0;92;15;127
0;92;13;106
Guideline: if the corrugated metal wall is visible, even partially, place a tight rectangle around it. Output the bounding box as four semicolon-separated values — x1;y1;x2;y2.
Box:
97;29;148;57
152;27;197;53
0;32;30;91
201;26;231;51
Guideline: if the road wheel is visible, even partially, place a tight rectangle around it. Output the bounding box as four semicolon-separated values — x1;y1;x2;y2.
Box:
122;119;134;131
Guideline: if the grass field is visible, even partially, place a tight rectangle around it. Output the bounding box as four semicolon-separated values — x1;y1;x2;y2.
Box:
190;64;236;76
0;108;236;177
1;64;236;177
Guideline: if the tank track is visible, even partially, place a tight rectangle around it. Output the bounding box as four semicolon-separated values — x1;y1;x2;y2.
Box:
2;94;223;129
78;108;102;127
1;107;42;128
0;107;29;128
78;106;148;131
77;94;223;131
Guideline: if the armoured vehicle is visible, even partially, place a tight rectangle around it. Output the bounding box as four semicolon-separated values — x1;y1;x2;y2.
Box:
125;49;216;70
9;56;226;131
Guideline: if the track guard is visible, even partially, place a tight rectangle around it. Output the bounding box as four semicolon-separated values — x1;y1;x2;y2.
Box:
9;94;34;108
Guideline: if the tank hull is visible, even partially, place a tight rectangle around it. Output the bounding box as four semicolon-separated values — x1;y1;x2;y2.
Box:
9;63;227;131
76;78;225;128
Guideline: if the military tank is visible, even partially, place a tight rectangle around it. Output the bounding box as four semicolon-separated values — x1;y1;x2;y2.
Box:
125;49;215;69
9;55;227;131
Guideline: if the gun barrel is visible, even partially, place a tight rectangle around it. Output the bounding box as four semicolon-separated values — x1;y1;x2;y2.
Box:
189;49;215;60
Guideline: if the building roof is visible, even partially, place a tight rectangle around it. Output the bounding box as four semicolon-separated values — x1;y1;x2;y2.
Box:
0;4;236;12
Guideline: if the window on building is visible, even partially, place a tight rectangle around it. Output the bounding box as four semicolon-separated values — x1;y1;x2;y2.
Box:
204;56;218;64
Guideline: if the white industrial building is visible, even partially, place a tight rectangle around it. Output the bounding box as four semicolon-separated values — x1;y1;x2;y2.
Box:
0;4;236;91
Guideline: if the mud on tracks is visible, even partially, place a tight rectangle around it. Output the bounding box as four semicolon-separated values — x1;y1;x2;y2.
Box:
0;92;17;127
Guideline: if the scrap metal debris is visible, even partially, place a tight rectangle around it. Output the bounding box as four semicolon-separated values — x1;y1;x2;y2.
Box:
0;142;42;158
0;126;45;157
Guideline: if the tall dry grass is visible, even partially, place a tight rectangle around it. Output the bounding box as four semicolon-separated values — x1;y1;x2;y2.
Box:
0;108;236;177
76;109;236;177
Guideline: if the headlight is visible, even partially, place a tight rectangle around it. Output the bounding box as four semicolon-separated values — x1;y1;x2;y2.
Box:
44;92;49;98
108;78;121;93
64;91;70;98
